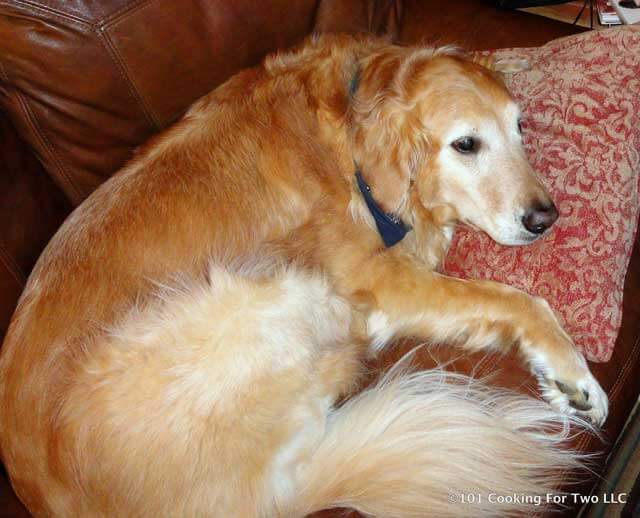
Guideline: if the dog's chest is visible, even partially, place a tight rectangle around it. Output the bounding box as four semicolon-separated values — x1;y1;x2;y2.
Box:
408;223;455;271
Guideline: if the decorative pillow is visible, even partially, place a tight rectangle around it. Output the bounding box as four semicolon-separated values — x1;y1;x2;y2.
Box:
444;27;640;362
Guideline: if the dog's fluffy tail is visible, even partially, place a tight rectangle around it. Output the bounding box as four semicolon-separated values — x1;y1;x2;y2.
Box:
288;364;589;517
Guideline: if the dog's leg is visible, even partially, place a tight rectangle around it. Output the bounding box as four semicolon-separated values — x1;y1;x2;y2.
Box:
349;253;608;425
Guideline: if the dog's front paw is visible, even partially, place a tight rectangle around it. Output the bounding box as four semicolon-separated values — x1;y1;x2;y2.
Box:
533;357;608;427
523;297;608;426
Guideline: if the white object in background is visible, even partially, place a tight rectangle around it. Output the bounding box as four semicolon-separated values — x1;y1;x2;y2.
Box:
612;0;640;23
598;0;622;24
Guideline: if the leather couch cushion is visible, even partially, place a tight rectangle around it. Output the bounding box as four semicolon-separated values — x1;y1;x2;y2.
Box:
399;0;587;51
0;0;318;205
0;254;23;340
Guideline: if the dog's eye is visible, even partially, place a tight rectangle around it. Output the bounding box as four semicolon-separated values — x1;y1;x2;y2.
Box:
451;137;477;154
517;118;523;134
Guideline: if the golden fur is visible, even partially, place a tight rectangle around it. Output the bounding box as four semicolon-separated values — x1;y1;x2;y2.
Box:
0;34;606;517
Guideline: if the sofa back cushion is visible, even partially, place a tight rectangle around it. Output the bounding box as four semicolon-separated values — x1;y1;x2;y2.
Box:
0;0;318;204
0;0;401;205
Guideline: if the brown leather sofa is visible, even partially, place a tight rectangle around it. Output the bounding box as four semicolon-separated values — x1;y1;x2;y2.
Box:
1;1;638;516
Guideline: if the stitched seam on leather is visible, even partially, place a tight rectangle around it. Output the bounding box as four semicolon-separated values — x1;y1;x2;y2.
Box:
96;24;160;130
11;90;83;204
0;0;92;28
0;34;81;202
97;0;164;128
609;336;640;402
0;243;26;286
98;0;155;28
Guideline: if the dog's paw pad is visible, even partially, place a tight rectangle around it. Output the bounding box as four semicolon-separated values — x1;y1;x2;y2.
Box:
555;380;592;412
540;375;608;427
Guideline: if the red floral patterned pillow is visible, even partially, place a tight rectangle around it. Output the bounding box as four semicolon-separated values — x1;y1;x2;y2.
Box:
444;27;640;362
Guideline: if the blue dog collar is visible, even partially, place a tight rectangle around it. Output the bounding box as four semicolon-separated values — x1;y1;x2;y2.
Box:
350;70;410;248
355;170;411;248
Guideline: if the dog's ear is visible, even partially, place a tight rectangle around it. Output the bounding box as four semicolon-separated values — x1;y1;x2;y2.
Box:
349;48;428;213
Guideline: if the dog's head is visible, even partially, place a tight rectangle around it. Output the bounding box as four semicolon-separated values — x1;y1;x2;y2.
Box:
349;46;557;246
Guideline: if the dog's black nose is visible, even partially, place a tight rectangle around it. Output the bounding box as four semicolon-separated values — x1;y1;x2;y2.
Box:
522;203;559;235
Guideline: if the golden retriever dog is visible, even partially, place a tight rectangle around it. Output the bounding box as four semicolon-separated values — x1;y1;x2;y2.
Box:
0;34;607;517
